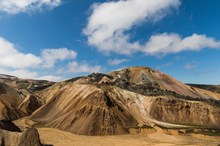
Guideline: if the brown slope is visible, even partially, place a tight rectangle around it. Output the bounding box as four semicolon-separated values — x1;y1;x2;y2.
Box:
29;84;220;136
0;74;54;116
18;95;43;115
27;66;220;136
0;82;27;120
30;84;139;135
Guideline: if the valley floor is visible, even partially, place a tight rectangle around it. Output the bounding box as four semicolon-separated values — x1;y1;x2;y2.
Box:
38;128;220;146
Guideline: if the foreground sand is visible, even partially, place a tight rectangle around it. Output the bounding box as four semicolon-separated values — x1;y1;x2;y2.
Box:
38;128;220;146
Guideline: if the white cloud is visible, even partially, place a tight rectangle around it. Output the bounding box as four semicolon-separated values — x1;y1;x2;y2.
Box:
0;68;39;79
37;75;63;81
184;61;197;69
0;37;78;69
84;0;180;55
0;37;42;69
84;0;220;56
108;58;128;65
0;36;101;81
41;48;77;68
144;33;220;56
67;61;101;73
0;0;61;14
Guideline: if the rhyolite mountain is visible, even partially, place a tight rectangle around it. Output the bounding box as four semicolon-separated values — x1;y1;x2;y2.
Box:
0;66;220;145
26;66;220;136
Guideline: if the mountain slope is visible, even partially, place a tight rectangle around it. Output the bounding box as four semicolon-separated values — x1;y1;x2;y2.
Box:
0;74;55;117
28;67;220;136
0;82;27;120
188;84;220;94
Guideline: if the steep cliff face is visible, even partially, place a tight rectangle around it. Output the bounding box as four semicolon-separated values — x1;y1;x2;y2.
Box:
29;67;220;135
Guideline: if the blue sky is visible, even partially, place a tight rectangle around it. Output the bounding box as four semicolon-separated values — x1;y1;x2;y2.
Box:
0;0;220;84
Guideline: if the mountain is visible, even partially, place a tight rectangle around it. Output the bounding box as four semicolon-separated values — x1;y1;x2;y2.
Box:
27;66;220;136
188;84;220;94
0;74;54;93
0;66;220;146
0;75;56;127
0;75;54;145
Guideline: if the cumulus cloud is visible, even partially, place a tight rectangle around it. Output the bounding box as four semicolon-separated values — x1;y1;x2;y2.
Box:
0;37;78;69
144;33;220;56
0;0;61;14
41;48;77;68
67;61;101;73
84;0;220;56
108;58;128;65
0;37;42;69
84;0;180;55
0;37;101;81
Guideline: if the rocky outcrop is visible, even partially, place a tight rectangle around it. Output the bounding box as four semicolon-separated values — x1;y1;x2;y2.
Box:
18;128;42;146
0;128;44;146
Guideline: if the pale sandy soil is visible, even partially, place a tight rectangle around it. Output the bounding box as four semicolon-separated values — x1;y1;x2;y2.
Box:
38;128;220;146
